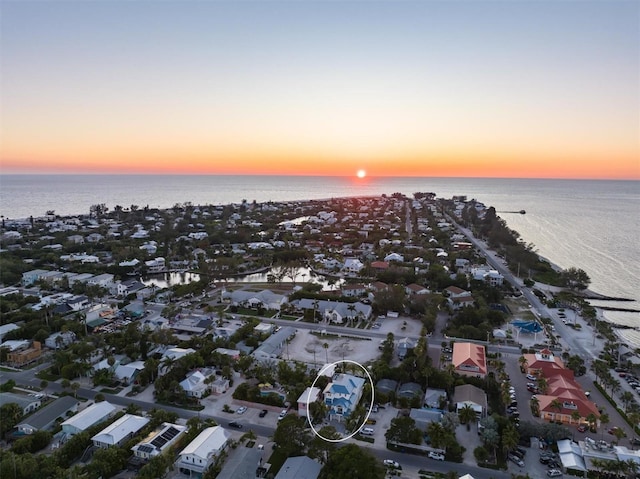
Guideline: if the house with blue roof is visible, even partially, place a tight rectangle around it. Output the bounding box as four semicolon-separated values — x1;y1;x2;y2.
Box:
322;373;365;422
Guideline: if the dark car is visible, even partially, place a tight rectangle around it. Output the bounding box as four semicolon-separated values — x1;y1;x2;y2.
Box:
228;421;243;429
259;409;268;417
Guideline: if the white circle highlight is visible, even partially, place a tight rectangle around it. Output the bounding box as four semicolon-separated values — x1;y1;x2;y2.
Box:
306;359;375;443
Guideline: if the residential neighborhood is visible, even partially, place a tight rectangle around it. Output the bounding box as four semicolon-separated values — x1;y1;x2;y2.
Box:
0;193;639;479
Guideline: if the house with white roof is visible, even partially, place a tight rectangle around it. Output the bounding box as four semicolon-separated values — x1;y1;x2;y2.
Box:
384;252;404;262
297;387;321;417
114;361;145;385
92;414;150;448
132;422;187;460
45;331;76;349
323;373;366;422
0;323;19;342
176;426;229;477
22;269;49;286
0;392;41;415
88;273;114;289
145;257;165;273
295;299;372;324
342;258;364;274
180;370;213;398
252;327;296;362
221;289;287;311
274;456;322;479
61;401;116;436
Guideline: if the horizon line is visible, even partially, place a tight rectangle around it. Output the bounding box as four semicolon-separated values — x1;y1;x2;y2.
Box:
1;172;638;181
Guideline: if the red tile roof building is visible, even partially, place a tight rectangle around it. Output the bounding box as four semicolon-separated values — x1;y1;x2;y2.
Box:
452;342;487;378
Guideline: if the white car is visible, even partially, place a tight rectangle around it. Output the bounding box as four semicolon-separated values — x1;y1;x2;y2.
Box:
428;451;445;461
547;469;562;477
526;374;537;381
383;460;399;468
236;406;247;414
278;409;288;420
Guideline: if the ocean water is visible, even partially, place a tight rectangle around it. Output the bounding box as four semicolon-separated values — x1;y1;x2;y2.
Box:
1;175;639;344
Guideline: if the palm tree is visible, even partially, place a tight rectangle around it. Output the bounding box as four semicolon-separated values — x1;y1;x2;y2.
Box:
347;304;356;327
611;379;621;398
427;422;448;451
70;382;80;398
536;377;548;394
586;413;598;432
518;356;528;372
599;412;610;439
458;404;477;430
550;399;563;422
570;410;582;426
530;396;540;417
501;425;520;456
323;342;329;364
621;391;634;412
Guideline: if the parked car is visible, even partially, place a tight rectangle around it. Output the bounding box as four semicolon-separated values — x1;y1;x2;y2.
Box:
360;427;375;436
526;374;537;381
511;449;524;460
236;406;247;414
428;451;445;461
259;409;268;417
577;424;587;432
383;460;400;468
547;469;562;477
278;409;288;420
228;421;243;429
508;455;524;467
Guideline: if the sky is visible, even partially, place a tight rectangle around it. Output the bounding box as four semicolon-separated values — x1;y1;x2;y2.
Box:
0;0;638;179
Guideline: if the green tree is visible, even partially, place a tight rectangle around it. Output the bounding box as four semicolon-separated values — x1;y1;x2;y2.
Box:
137;453;172;479
458;404;477;431
560;267;590;290
384;416;422;445
86;446;129;479
501;424;520;455
272;415;310;458
0;402;23;435
308;426;341;465
319;443;385;479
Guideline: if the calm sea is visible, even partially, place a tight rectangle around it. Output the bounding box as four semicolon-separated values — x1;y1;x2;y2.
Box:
1;175;639;345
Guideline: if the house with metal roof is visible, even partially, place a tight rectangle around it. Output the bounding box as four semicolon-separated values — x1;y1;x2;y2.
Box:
132;422;187;460
274;456;322;479
452;384;487;417
176;426;229;477
398;382;423;400
323;373;365;422
61;401;116;436
0;392;41;415
92;414;149;448
252;327;296;362
17;396;79;434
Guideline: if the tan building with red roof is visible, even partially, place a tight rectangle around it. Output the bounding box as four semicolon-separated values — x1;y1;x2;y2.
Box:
452;342;487;378
370;261;389;270
527;349;600;427
522;348;565;377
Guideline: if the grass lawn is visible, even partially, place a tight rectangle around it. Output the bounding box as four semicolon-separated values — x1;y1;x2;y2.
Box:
266;449;288;476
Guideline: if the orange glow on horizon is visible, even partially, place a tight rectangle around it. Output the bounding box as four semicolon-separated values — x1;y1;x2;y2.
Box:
1;149;638;179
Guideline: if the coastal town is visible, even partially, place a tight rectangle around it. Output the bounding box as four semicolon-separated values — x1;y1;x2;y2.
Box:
0;193;639;479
